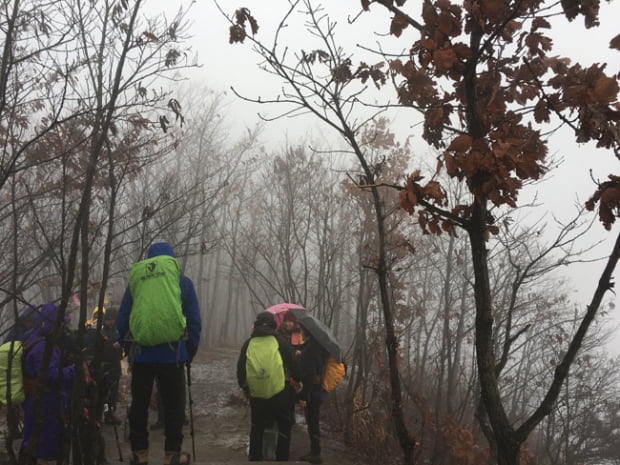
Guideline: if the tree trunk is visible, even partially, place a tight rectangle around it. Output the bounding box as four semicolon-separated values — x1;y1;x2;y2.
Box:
469;200;521;465
369;182;416;465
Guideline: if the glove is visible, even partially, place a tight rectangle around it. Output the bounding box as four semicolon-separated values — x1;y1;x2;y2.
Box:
187;344;197;363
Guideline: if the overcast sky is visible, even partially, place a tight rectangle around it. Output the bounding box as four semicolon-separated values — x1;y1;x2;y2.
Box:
151;0;620;353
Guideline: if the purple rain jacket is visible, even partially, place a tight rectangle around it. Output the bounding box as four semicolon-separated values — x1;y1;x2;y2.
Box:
21;302;75;460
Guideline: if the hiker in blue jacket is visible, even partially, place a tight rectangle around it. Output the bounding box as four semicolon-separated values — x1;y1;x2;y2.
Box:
118;241;201;465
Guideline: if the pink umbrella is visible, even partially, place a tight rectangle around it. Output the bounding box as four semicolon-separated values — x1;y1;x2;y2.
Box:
265;302;307;329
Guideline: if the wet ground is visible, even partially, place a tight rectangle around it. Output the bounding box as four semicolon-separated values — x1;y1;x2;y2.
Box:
101;347;366;464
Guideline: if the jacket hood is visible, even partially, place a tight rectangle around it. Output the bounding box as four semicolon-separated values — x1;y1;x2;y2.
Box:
147;242;176;258
252;324;278;338
27;302;63;341
254;311;277;330
252;311;278;337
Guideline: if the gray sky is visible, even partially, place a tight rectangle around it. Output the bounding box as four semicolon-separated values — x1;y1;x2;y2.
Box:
152;0;620;353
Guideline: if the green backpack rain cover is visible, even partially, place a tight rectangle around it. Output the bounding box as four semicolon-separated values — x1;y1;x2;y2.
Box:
245;336;285;399
0;340;25;404
129;255;186;346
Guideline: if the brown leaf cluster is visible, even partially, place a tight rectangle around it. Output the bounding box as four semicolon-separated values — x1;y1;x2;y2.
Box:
442;127;547;208
586;175;620;230
391;60;438;107
390;13;409;37
399;170;461;235
548;63;620;149
332;59;354;83
560;0;600;28
416;2;465;79
439;421;489;465
23;114;148;194
142;31;158;41
355;62;386;89
399;170;445;211
363;0;617;233
229;8;259;44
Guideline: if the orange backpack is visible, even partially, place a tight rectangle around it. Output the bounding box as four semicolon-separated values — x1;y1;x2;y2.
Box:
322;354;346;392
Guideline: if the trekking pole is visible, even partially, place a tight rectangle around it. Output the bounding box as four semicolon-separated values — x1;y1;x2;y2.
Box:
186;362;196;461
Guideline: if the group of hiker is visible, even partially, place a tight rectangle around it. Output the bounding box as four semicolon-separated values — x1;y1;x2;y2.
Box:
237;311;329;464
1;240;341;465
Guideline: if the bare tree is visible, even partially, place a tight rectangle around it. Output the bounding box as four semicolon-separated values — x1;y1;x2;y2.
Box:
0;1;201;462
223;1;619;464
222;2;420;455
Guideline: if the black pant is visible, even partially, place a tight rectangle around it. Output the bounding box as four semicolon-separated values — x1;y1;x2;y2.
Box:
249;389;292;461
305;387;324;454
129;362;186;453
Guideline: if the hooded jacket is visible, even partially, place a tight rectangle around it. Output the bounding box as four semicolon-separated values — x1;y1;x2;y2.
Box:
117;242;201;364
23;302;74;388
21;302;74;460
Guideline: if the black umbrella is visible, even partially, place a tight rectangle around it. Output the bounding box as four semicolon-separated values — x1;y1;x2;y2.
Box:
289;308;342;362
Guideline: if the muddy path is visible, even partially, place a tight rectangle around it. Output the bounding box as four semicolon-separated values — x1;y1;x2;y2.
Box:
101;347;366;464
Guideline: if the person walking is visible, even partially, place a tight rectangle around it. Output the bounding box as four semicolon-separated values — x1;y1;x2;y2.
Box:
118;241;201;465
83;306;122;425
20;302;75;465
237;311;303;462
297;327;327;465
279;312;304;350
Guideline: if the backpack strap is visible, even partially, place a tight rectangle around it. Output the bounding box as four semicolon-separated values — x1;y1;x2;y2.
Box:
22;336;44;352
125;330;188;366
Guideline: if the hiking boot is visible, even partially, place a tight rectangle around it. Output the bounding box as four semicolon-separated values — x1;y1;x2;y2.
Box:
164;451;191;465
299;452;323;464
130;449;148;465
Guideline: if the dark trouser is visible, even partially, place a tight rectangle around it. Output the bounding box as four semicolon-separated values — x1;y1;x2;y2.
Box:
286;383;297;424
129;362;186;453
249;389;292;461
155;380;188;424
304;388;323;454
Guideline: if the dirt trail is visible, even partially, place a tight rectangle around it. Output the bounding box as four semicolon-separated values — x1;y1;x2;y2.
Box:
102;347;366;464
